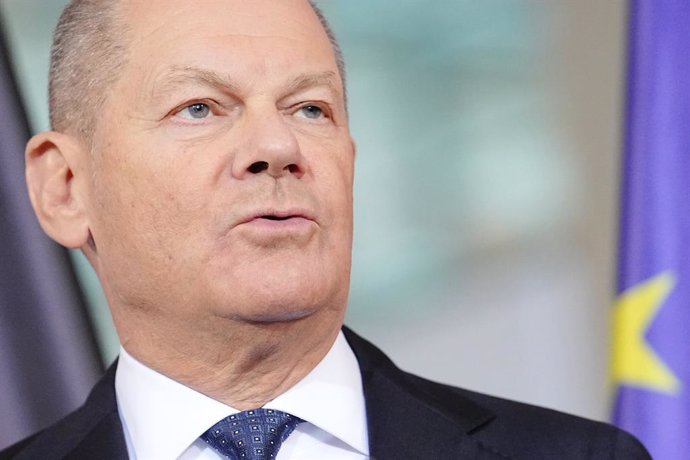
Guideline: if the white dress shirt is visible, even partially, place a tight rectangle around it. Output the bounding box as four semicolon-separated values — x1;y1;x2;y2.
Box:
115;331;370;460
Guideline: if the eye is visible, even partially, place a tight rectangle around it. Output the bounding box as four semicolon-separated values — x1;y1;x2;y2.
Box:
297;104;326;120
176;102;211;120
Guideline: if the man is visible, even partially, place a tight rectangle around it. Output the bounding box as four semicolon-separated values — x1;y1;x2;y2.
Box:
2;0;649;459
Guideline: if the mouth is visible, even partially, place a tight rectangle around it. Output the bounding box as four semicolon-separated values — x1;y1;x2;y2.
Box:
259;214;297;221
240;209;316;225
231;208;317;243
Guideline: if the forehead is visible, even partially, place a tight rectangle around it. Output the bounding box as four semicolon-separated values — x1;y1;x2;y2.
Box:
119;0;336;77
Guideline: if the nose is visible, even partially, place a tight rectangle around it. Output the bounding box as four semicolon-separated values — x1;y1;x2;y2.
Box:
231;108;305;180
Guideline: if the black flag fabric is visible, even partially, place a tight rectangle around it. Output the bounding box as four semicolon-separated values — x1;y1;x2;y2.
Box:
0;17;102;449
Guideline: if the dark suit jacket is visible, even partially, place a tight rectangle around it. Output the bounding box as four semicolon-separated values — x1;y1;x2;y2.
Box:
1;327;650;459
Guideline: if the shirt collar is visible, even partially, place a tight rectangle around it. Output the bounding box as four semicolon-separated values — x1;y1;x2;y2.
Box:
266;332;369;454
115;331;368;459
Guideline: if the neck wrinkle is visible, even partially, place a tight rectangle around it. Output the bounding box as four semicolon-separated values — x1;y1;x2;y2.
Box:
118;310;344;410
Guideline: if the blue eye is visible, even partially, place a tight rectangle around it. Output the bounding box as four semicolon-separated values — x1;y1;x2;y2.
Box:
299;105;324;119
179;103;211;119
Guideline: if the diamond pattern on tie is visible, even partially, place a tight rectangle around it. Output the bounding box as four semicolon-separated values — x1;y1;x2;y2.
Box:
202;408;304;459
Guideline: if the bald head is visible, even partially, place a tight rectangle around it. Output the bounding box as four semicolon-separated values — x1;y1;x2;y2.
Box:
48;0;127;140
48;0;345;143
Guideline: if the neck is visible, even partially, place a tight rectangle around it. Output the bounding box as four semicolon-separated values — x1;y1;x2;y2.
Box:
116;310;343;410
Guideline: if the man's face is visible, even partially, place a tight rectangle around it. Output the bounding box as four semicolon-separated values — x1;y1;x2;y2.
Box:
84;0;354;327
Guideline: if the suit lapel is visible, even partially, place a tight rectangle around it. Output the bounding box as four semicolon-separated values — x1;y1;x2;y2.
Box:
16;363;129;460
64;411;128;460
63;363;129;460
343;327;509;460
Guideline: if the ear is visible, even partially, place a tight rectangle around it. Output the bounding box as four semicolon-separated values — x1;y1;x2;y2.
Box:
25;131;91;249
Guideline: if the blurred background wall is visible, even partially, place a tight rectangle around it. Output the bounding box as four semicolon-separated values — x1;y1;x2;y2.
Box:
0;0;626;422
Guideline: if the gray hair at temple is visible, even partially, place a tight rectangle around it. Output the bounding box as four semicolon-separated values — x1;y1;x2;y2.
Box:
48;0;346;143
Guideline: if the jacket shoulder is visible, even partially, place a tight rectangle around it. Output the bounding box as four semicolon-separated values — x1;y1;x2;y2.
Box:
446;383;650;459
343;326;650;459
0;364;127;460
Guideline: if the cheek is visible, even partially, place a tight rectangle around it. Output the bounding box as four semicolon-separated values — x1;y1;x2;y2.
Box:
324;155;355;228
90;128;237;279
91;151;207;264
307;136;354;204
90;170;215;311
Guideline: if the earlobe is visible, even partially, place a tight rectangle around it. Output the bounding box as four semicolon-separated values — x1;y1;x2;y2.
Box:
25;131;91;249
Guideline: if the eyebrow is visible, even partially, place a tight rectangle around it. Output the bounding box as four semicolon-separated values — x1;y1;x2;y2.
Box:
286;70;340;95
151;67;341;100
151;66;240;99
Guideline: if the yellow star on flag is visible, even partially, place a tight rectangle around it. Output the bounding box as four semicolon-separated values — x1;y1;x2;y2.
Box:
611;271;680;394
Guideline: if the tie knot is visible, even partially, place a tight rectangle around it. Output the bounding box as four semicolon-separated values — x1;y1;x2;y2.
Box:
202;408;304;459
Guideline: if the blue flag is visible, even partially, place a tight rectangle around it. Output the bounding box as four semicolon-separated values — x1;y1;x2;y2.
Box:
611;1;690;458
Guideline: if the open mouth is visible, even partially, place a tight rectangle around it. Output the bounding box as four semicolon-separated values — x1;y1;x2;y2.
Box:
260;215;293;221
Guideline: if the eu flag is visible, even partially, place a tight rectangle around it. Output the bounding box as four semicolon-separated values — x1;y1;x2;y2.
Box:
611;1;690;458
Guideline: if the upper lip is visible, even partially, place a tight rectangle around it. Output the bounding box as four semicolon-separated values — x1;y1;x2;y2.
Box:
239;208;315;224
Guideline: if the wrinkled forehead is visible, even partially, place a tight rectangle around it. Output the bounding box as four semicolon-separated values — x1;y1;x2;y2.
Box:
87;0;346;148
120;0;337;70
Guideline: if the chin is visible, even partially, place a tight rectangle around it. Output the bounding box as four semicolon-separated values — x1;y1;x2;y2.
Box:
205;255;350;324
238;307;318;324
214;281;346;327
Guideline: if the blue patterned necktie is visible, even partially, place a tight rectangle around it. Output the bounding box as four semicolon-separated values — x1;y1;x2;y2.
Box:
201;408;304;459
